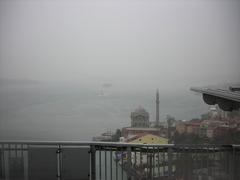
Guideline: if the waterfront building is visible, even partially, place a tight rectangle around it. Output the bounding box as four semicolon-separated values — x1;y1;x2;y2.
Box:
186;121;201;135
176;121;187;134
123;90;167;139
130;90;161;128
131;106;150;128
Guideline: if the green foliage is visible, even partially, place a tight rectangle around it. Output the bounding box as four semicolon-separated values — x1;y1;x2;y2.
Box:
173;129;240;144
112;129;122;142
172;132;210;144
166;114;175;127
201;113;209;120
212;130;240;144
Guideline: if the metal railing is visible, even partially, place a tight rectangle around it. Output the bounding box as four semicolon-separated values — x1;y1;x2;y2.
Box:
0;141;239;180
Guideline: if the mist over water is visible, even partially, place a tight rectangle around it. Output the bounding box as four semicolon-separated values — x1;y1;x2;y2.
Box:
0;0;239;141
0;82;208;141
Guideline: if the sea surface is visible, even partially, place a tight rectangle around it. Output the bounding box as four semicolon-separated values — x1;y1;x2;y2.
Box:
0;82;208;141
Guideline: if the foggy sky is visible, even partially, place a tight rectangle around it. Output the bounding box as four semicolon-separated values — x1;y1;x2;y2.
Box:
0;0;240;90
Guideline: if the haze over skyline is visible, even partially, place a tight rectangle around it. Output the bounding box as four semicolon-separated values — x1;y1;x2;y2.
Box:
0;0;240;142
0;0;239;92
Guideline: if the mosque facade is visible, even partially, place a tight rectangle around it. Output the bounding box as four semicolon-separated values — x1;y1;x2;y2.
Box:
131;106;150;128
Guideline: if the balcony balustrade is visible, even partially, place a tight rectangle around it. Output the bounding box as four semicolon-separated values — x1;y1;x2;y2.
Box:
0;141;239;180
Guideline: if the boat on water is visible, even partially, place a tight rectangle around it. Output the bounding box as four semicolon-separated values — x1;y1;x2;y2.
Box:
98;90;108;97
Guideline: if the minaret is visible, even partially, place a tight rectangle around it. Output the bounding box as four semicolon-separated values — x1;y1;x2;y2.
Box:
156;89;160;127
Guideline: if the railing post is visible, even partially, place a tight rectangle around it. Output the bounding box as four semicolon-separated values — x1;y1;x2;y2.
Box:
6;144;10;180
149;153;153;179
1;144;5;179
56;145;62;180
232;146;235;180
90;145;96;180
168;147;173;177
127;147;131;180
23;144;29;180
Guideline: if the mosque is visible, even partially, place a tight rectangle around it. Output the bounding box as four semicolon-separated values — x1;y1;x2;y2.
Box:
122;90;167;139
130;106;150;128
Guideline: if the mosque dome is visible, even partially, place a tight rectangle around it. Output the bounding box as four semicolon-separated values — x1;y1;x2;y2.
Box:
131;106;149;118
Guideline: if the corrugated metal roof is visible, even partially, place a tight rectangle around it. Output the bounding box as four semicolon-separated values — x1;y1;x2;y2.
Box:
190;87;240;103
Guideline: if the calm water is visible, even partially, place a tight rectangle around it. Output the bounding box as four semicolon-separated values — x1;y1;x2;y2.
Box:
0;83;208;141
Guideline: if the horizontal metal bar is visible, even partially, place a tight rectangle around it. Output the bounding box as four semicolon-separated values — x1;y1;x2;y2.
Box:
0;140;174;147
0;141;236;151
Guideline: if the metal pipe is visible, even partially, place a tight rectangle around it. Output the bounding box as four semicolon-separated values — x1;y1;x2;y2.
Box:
110;149;112;180
90;145;96;180
157;147;160;177
105;150;107;180
121;148;123;180
116;150;118;180
99;149;101;180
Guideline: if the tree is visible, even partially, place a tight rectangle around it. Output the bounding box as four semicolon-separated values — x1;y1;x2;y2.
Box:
166;115;175;126
172;132;210;144
112;129;122;142
201;113;209;120
167;115;176;140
